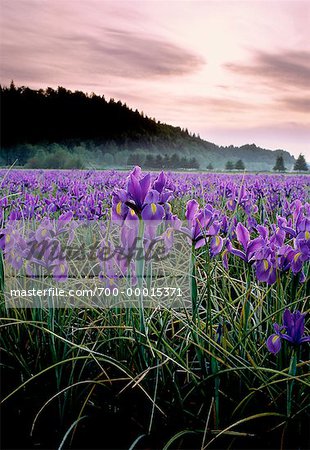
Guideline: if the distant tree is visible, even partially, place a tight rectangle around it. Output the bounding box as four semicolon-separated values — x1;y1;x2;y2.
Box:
207;163;214;170
180;156;188;168
190;157;199;169
26;147;84;169
154;154;163;169
102;152;114;166
27;150;46;169
10;80;16;91
163;153;170;168
127;152;145;166
105;141;118;154
294;154;308;171
225;161;234;171
44;147;68;169
235;159;245;170
145;154;154;167
127;153;136;166
273;155;286;172
64;155;84;169
170;153;180;169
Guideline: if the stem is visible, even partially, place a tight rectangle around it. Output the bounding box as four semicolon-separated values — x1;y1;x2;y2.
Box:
136;219;146;336
287;349;297;417
191;243;197;319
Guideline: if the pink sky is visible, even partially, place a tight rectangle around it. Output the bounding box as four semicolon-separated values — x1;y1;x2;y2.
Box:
1;0;309;158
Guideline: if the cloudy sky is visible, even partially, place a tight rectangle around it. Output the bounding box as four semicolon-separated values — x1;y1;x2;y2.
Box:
1;0;309;158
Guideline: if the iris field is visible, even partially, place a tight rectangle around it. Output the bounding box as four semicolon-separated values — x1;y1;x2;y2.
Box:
0;167;309;450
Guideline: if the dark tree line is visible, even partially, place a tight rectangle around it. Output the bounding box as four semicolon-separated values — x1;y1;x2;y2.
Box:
1;82;200;158
225;159;245;170
0;82;298;171
127;153;199;169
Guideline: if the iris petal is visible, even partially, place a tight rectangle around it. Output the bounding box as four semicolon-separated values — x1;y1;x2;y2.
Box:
266;334;282;354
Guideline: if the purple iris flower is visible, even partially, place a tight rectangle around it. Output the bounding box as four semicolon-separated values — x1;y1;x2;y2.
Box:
182;199;223;254
226;223;286;284
266;309;310;354
278;201;310;241
254;254;277;284
112;167;171;223
226;185;258;215
286;238;310;275
141;190;165;221
127;168;151;211
52;260;68;282
278;211;310;275
112;189;130;222
153;171;173;204
277;216;298;237
226;222;264;263
254;226;298;284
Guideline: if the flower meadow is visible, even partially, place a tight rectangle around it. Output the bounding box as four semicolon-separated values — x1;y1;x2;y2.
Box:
0;168;309;450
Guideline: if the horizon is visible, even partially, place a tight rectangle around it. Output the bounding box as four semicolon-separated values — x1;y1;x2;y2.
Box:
1;0;309;159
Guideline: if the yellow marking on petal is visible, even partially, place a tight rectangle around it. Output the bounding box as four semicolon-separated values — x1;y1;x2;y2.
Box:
5;234;10;244
116;201;122;216
167;229;172;238
272;335;280;344
60;264;66;274
41;229;47;237
215;236;220;246
130;209;136;216
151;203;157;214
305;231;310;240
294;252;302;263
263;259;269;271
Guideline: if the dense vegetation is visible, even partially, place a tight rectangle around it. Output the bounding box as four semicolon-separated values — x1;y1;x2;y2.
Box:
0;83;296;170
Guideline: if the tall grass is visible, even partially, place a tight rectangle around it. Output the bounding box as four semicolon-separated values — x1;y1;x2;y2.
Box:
1;250;309;448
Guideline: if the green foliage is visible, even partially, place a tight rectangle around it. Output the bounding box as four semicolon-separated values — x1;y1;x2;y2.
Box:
1;251;308;448
0;83;296;171
273;155;286;171
129;153;199;169
102;152;115;166
26;147;84;169
235;159;245;170
1;83;197;153
294;154;308;171
225;160;234;170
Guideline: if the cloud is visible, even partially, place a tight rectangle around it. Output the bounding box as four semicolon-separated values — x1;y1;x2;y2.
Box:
278;96;310;113
225;50;310;90
60;29;205;78
180;96;251;112
0;20;205;85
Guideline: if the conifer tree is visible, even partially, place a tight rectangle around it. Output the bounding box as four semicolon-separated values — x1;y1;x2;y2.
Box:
294;154;308;171
273;155;286;171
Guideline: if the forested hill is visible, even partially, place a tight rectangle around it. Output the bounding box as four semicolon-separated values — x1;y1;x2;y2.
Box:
0;83;295;170
1;83;203;147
